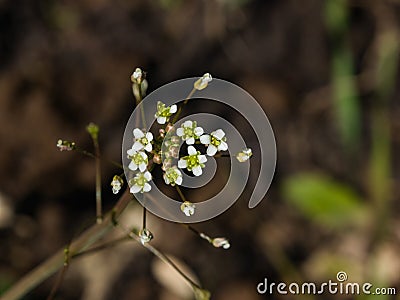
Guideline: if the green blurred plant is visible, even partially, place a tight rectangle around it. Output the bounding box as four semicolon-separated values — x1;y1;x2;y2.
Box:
282;2;399;299
283;173;367;229
325;0;361;152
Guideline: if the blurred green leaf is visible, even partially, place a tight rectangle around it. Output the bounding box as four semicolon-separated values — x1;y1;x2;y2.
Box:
325;0;361;151
283;173;367;228
325;0;348;33
331;50;360;151
376;31;400;99
367;29;398;243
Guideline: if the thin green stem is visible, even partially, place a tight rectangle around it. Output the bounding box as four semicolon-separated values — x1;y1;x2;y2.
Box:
46;247;70;300
92;137;103;224
142;240;201;289
148;190;215;246
75;147;123;170
171;87;196;124
142;205;147;229
140;104;147;129
72;236;130;259
132;82;142;105
175;186;187;203
118;223;202;290
183;224;212;243
132;82;147;129
1;190;132;300
142;189;215;246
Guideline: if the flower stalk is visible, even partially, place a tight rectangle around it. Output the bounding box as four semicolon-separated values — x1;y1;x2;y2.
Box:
86;123;103;224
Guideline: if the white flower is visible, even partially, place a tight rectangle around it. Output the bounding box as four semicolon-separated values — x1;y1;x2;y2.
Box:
178;146;207;176
131;67;144;84
200;129;228;156
132;128;153;152
236;148;252;162
176;120;204;145
129;171;152;194
56;139;75;151
127;149;148;172
111;175;123;194
194;73;212;90
138;228;153;244
180;201;196;216
212;237;230;249
155;101;177;124
163;166;183;186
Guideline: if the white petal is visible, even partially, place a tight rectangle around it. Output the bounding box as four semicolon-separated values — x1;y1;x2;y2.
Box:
170;104;177;113
206;145;218;156
192;166;202;176
144;171;152;181
188;146;197;155
198;155;207;163
144;143;152;152
139;163;147;172
130;185;142;194
127;148;136;156
194;127;204;136
163;174;170;184
133;141;143;151
183;120;193;128
186;137;195;145
178;159;187;168
218;141;228;151
128;161;138;171
213;129;225;140
200;135;211;145
176;176;183;185
143;183;151;192
133;128;144;139
140;151;147;159
157;116;166;124
176;128;184;136
146;132;153;142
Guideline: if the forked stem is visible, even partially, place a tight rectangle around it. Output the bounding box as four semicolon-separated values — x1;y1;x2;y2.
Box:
1;190;132;300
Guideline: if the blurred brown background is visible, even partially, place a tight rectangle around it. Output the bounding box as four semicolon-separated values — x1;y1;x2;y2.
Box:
1;0;400;299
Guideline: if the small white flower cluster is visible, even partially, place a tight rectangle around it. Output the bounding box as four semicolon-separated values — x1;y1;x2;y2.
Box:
124;73;241;218
127;120;229;195
56;139;75;151
176;122;228;176
236;148;252;162
155;101;177;124
126;128;154;194
194;73;212;90
110;175;123;194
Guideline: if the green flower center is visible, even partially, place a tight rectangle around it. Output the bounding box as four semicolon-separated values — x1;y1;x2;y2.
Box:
211;136;221;146
131;153;146;165
183;127;195;137
184;153;204;171
160;108;171;117
134;174;146;186
140;137;149;145
166;170;180;183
